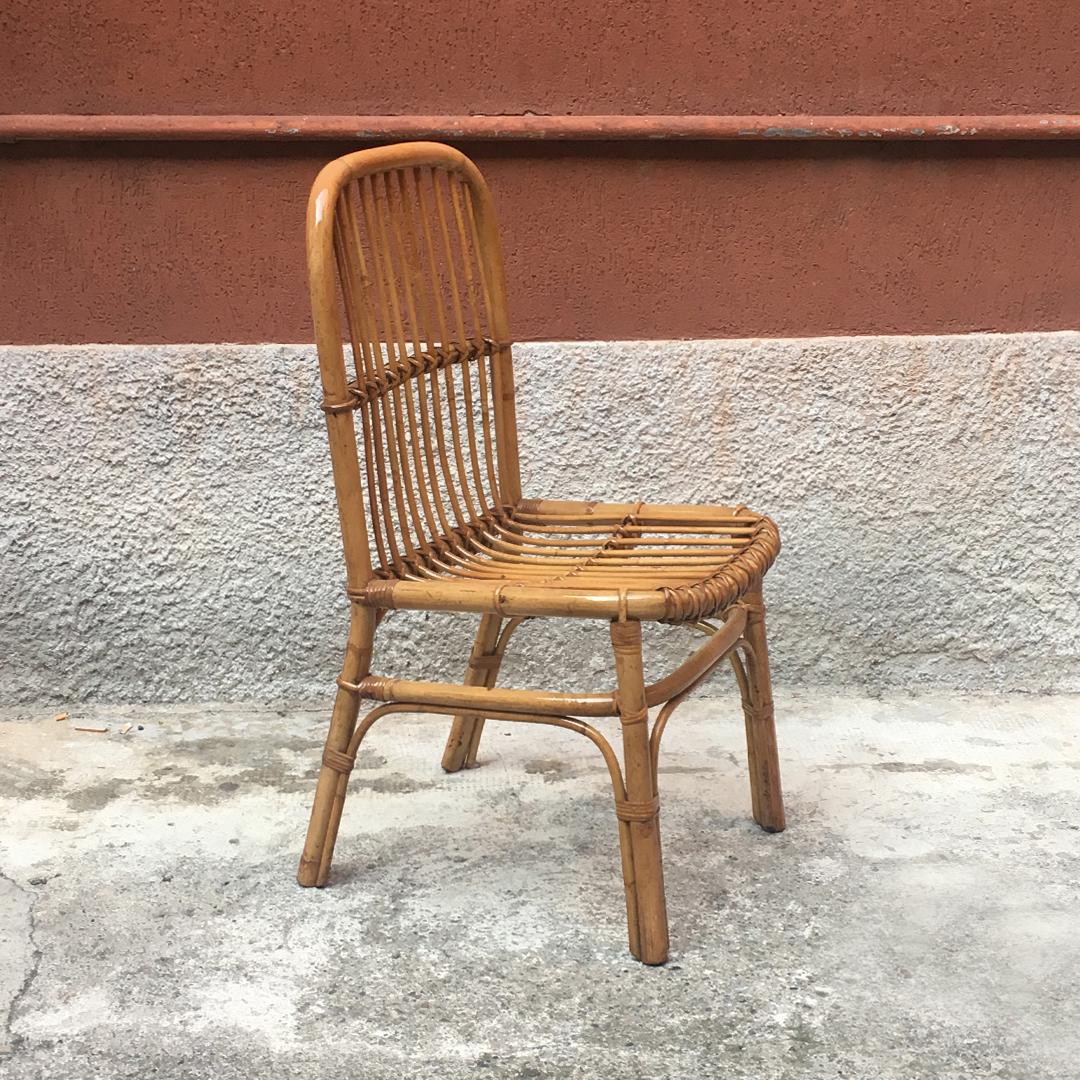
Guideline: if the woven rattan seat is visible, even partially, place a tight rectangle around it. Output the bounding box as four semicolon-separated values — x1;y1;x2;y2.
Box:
297;143;786;965
355;499;780;625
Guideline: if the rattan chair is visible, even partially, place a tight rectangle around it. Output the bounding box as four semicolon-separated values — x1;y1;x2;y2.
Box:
297;142;784;965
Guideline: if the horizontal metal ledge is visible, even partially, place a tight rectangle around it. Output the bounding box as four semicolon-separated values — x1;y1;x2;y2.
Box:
4;114;1080;143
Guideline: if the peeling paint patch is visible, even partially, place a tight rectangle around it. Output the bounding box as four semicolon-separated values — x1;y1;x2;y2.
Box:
760;126;819;138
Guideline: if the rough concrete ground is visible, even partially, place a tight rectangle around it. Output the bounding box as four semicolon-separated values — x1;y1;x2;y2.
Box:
0;692;1077;1079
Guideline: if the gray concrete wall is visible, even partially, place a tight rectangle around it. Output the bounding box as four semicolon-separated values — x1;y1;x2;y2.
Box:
2;333;1077;704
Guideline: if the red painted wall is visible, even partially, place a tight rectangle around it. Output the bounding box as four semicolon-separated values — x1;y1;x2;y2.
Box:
4;1;1080;343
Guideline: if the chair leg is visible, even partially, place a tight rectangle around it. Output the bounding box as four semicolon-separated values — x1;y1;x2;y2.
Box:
738;588;786;833
611;619;670;965
441;614;503;772
297;605;376;887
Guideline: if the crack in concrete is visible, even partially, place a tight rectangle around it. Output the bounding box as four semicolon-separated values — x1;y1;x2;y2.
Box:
0;869;43;1056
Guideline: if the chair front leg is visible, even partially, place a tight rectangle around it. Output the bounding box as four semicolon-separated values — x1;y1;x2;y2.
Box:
737;587;786;833
441;614;504;772
298;604;376;887
611;619;670;965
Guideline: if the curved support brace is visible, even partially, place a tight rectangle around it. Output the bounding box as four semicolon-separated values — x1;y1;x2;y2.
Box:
649;636;750;781
495;615;529;657
643;606;750;783
643;604;747;707
361;702;625;792
729;642;751;700
729;638;763;718
329;701;629;804
649;626;782;834
311;693;638;885
649;690;691;782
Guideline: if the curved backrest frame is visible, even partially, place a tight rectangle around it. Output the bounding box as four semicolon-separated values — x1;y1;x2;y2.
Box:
307;142;521;589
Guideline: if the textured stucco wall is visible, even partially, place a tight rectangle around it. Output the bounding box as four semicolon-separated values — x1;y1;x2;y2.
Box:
2;333;1078;704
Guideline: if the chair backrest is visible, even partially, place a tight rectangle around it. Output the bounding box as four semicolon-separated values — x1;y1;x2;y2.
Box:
307;143;521;589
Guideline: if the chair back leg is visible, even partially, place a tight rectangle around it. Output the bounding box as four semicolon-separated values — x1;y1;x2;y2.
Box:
736;589;786;833
442;614;504;772
611;619;670;965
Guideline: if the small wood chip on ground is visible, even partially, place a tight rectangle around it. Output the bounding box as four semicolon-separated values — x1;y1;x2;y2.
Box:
119;723;133;735
53;712;69;722
73;724;109;734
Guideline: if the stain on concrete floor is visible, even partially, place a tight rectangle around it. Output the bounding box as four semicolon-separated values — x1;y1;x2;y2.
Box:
1;693;1078;1079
